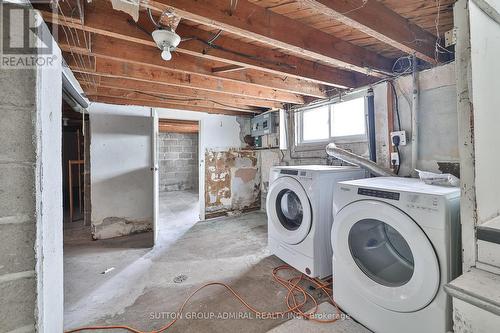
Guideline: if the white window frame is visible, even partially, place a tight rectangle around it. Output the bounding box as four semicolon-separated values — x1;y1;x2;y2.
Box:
295;91;368;149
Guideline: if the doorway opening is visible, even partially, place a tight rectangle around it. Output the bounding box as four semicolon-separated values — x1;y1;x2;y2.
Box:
157;119;201;243
62;100;89;233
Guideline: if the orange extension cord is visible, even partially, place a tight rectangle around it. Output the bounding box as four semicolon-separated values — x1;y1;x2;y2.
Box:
65;265;341;333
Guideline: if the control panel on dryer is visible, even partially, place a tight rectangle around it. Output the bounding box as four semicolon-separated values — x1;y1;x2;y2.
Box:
403;193;440;212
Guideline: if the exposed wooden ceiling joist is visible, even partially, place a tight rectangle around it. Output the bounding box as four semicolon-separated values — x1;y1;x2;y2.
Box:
211;65;246;73
159;119;199;133
146;0;394;76
59;33;327;98
84;87;263;112
65;56;305;104
295;0;439;63
76;74;283;109
39;0;453;113
42;3;364;89
93;96;256;116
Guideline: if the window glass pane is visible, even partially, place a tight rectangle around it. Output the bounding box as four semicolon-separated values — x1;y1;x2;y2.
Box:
331;98;366;137
302;106;329;141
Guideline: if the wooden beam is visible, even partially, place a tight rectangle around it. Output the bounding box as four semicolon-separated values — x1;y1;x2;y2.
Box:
65;56;305;104
58;33;327;98
91;96;255;116
84;86;263;112
212;65;245;73
173;23;366;88
296;0;438;64
147;0;393;76
76;74;283;109
159;119;199;133
40;3;364;88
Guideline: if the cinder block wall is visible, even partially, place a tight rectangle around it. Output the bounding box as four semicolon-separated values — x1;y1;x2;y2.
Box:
159;132;199;192
0;10;63;331
0;62;39;333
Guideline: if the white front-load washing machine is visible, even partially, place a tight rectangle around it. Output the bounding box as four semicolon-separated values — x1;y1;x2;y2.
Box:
266;165;366;278
331;177;461;333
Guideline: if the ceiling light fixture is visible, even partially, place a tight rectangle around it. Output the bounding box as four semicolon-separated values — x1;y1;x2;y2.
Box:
152;29;181;62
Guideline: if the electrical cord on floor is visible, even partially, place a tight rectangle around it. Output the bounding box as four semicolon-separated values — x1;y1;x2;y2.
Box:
64;265;340;333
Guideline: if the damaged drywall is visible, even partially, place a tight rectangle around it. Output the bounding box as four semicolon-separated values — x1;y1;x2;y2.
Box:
205;149;260;218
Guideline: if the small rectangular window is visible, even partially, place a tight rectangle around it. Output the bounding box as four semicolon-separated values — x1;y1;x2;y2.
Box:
331;98;366;138
302;105;329;142
295;96;367;146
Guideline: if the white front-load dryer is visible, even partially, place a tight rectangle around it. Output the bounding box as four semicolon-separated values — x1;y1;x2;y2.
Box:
266;165;366;278
331;177;461;333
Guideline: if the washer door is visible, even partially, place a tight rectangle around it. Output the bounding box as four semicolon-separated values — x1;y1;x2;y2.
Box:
332;200;440;312
266;176;312;245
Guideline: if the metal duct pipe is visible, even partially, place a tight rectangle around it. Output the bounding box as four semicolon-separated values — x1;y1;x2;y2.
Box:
326;143;396;177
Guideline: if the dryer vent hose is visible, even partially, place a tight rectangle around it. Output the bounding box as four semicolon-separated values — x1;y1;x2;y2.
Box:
326;143;396;177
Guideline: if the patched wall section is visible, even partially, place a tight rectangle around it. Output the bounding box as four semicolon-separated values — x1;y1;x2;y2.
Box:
205;149;260;218
159;132;199;192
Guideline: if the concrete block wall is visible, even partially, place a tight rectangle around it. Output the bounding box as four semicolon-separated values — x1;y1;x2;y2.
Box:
0;9;63;332
159;132;199;192
0;62;39;333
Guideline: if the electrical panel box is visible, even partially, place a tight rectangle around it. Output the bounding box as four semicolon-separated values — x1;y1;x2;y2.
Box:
251;111;279;149
251;112;278;137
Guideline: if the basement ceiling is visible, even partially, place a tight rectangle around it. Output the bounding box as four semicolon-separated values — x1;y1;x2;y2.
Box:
36;0;455;116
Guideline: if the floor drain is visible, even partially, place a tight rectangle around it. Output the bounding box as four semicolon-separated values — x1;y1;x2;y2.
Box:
173;274;188;283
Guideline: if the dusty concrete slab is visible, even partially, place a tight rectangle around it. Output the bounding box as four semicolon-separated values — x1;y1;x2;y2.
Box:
64;195;329;332
267;302;371;333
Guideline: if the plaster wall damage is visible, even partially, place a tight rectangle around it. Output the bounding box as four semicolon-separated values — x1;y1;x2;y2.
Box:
205;149;260;218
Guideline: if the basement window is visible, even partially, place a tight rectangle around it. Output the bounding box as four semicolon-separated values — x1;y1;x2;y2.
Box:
295;95;367;146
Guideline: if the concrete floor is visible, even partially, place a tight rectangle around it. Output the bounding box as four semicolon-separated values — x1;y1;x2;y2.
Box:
63;190;367;332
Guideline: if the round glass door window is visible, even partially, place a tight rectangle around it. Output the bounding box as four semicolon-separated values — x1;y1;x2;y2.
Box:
275;189;303;231
348;219;414;287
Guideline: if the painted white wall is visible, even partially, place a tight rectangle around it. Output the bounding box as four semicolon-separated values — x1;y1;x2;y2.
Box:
453;298;500;333
88;104;153;238
374;62;458;176
35;16;64;333
469;0;500;227
155;107;243;150
88;104;244;232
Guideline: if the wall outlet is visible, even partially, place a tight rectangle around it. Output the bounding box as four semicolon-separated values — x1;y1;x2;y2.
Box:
390;131;407;146
391;152;400;166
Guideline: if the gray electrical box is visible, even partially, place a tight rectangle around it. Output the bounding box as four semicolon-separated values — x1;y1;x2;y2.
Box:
251;112;278;137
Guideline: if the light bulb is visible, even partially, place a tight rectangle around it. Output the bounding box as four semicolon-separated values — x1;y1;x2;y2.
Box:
161;49;172;61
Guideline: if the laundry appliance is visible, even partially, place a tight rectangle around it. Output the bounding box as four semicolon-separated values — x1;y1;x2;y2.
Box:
332;177;461;333
266;165;366;278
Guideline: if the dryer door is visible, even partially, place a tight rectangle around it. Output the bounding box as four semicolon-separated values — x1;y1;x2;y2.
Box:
332;200;440;313
266;176;312;245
